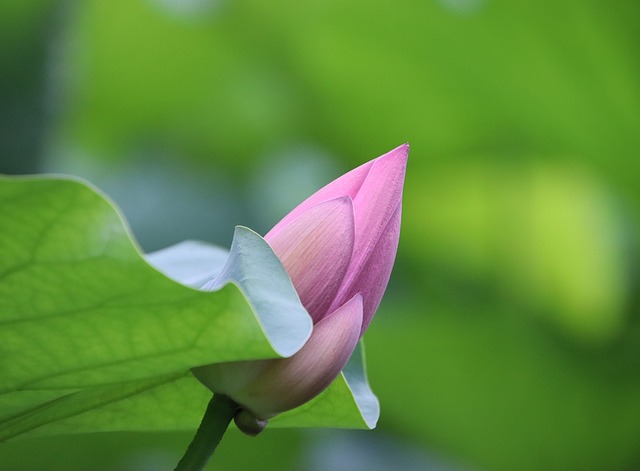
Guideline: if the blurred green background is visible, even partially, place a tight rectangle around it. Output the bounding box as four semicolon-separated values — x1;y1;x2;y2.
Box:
1;0;639;470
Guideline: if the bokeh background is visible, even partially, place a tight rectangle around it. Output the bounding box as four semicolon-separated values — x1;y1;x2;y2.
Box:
1;0;640;470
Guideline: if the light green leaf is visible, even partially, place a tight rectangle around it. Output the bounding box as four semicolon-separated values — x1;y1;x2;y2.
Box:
0;175;377;441
0;175;308;391
1;342;377;441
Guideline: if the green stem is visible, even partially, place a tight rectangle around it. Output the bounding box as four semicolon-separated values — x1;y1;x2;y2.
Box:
174;394;237;471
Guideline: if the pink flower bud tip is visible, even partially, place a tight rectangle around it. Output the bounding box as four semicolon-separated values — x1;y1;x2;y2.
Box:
193;144;408;422
266;143;408;334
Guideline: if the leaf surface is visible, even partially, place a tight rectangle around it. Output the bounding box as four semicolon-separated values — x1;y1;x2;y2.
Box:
0;176;377;441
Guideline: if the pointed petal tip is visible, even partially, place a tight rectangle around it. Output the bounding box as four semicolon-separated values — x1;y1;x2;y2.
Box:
307;195;356;231
390;143;410;158
331;194;355;209
375;144;409;170
325;292;364;329
299;194;355;217
344;292;364;314
367;144;408;190
323;292;364;330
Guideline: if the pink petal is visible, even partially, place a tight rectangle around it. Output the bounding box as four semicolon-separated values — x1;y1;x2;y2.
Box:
329;145;407;326
265;197;355;323
350;144;407;279
240;294;364;419
338;203;402;335
265;155;375;243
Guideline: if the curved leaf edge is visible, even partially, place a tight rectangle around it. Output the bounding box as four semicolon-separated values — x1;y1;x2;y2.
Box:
199;226;312;358
4;174;312;361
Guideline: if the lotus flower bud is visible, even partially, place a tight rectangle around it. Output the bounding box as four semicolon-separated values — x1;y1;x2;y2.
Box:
266;144;407;334
193;144;408;424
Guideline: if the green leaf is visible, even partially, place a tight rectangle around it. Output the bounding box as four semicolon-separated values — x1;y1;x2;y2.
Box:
0;175;377;441
0;342;377;441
